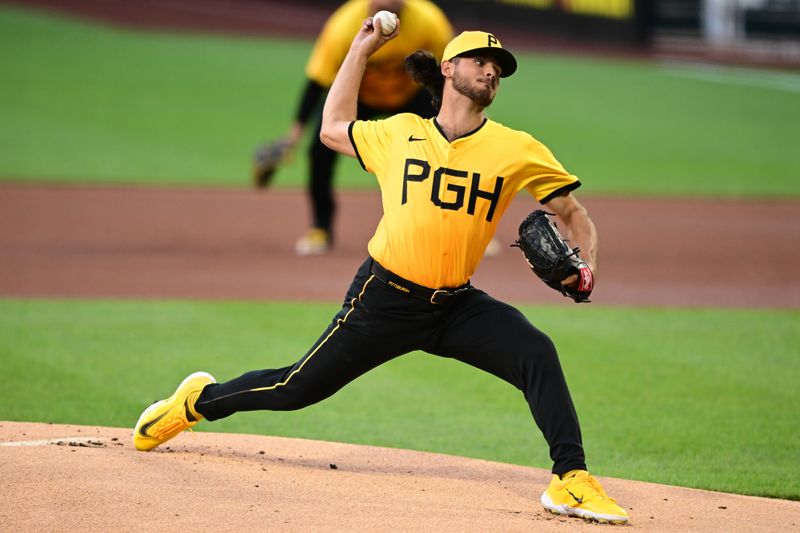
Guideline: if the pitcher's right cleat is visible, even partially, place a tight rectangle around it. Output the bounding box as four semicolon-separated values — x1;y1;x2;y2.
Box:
133;371;216;451
540;469;629;524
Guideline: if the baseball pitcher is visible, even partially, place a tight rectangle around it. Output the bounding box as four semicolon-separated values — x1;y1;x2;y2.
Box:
135;17;628;525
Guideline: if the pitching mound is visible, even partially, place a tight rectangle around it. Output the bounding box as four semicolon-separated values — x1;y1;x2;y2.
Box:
2;422;797;532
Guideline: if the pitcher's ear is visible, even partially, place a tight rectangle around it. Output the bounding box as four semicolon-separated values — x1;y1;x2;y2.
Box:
441;59;454;78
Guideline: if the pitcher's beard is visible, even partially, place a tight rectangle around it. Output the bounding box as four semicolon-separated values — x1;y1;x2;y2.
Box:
453;72;495;107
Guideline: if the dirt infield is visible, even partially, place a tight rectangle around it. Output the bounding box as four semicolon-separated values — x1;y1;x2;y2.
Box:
1;183;798;307
3;421;799;532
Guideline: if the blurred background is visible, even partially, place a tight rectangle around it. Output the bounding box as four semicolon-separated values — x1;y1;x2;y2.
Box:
1;0;799;501
438;0;800;67
1;0;799;304
10;0;800;66
2;0;798;187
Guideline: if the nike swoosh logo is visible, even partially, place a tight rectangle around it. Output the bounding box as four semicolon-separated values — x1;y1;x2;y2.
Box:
138;410;167;437
566;488;584;504
408;135;426;142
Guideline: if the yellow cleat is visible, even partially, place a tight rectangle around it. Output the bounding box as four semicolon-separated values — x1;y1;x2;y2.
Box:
295;228;332;256
133;371;216;451
540;469;629;524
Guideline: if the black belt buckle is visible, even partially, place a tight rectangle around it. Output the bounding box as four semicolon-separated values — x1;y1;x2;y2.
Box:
430;289;451;305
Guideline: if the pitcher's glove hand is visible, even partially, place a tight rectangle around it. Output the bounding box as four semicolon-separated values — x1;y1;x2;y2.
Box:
512;210;594;303
252;139;293;188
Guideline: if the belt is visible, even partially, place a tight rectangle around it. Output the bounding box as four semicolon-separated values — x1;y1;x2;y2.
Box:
370;260;470;305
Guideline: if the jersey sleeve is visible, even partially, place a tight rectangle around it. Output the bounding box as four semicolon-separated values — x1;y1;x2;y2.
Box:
305;5;360;88
349;116;398;177
521;136;581;203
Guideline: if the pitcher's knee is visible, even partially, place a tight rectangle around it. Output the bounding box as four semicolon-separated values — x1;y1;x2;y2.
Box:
519;330;562;378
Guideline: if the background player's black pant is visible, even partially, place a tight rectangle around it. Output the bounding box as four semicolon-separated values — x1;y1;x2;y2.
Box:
307;89;436;237
195;258;587;476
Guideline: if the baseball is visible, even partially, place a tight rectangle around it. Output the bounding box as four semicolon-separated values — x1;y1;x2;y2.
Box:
373;10;398;35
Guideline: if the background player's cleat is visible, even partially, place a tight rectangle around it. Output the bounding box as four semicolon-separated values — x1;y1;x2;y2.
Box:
540;469;629;524
484;237;501;257
133;371;216;451
295;228;331;256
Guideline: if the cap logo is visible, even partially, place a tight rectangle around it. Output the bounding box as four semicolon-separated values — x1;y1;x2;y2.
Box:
441;31;516;77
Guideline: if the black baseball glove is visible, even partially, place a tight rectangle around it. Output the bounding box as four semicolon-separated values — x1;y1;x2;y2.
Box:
252;139;293;188
512;210;594;303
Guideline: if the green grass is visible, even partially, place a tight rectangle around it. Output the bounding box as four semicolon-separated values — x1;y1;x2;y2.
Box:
0;6;364;189
2;6;799;196
1;298;797;500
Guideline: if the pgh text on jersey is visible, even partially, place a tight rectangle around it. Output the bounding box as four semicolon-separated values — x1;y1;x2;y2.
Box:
402;158;504;222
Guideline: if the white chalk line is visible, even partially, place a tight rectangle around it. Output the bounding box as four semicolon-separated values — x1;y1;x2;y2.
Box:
0;437;107;447
661;61;800;94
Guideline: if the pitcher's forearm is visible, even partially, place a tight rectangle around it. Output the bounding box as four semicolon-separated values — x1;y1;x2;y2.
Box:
319;48;368;155
568;212;598;274
547;193;598;274
319;16;399;155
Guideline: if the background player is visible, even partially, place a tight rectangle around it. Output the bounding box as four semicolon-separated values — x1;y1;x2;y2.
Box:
135;18;629;525
267;0;452;255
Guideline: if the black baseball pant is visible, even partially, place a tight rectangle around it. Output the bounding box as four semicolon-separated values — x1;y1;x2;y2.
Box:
195;257;587;475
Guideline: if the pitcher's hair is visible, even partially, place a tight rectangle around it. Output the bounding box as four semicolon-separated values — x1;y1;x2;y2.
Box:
403;50;444;111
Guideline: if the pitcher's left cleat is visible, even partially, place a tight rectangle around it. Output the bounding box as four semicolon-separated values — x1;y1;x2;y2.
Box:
541;469;629;524
133;371;216;451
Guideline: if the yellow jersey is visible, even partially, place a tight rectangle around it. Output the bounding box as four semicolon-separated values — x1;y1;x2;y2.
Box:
305;0;452;110
350;113;580;288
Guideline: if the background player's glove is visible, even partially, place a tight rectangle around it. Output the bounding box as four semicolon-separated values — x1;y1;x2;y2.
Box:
512;210;594;303
252;138;293;188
